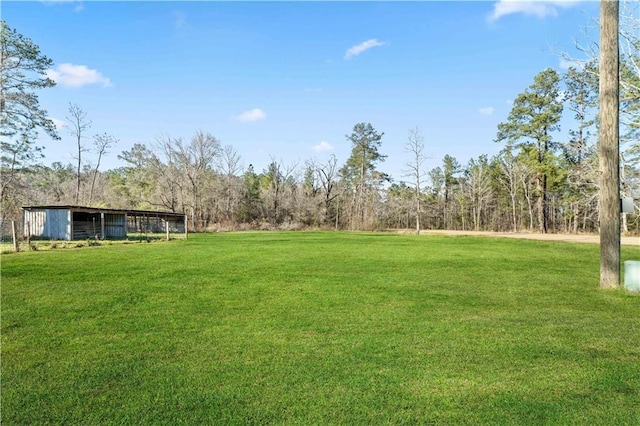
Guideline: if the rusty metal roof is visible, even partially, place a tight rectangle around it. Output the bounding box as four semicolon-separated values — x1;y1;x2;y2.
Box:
21;205;185;218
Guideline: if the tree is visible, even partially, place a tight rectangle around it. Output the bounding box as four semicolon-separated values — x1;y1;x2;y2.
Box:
557;0;639;237
618;1;639;135
239;164;261;223
1;21;59;228
427;166;445;229
340;122;387;230
561;64;599;233
442;155;461;229
496;148;534;233
260;158;297;225
31;162;75;204
404;126;428;234
599;0;620;288
113;143;157;208
461;155;493;231
157;131;221;229
384;182;413;229
314;154;339;225
89;132;117;205
0;21;58;151
66;103;92;205
214;145;243;223
496;68;563;233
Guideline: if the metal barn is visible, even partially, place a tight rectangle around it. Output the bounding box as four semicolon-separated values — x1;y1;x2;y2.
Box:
22;206;187;240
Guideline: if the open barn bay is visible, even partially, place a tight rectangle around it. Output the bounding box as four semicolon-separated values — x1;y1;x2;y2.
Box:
2;232;639;424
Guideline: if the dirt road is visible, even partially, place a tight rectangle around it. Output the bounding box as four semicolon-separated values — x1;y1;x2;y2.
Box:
412;230;640;246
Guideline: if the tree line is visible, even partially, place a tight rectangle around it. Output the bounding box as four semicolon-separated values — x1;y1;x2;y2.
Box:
1;18;639;236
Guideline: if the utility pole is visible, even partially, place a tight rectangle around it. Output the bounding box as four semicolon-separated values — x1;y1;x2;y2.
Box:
599;0;620;288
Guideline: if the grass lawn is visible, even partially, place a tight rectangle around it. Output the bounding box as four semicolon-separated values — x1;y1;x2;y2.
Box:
2;232;639;424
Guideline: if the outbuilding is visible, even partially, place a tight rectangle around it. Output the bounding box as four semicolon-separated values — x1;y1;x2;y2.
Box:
22;205;187;240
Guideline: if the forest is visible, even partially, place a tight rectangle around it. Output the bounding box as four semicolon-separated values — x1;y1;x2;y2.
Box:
1;13;639;237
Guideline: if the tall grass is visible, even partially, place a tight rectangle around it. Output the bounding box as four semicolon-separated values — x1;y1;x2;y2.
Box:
2;232;639;424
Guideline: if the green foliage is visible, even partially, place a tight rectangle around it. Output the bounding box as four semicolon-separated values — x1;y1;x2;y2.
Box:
442;155;460;197
238;164;262;222
2;233;640;424
563;63;598;163
0;21;61;225
0;21;59;160
340;122;387;186
496;68;563;152
111;144;158;208
496;68;564;233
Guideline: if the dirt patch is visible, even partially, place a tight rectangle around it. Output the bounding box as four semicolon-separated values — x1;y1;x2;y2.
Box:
402;229;639;246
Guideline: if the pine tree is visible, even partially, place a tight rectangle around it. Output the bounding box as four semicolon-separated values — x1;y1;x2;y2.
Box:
496;68;563;233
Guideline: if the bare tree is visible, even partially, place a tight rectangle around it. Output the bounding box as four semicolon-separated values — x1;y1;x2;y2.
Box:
66;103;91;205
157;131;221;230
463;155;493;231
403;126;428;234
262;157;298;225
309;155;340;226
214;145;243;222
89;132;118;205
497;149;520;232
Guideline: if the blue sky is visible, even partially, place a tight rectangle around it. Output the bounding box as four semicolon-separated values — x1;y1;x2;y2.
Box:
4;0;600;180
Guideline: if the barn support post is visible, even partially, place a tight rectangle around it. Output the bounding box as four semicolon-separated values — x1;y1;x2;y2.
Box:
100;212;105;240
166;220;170;241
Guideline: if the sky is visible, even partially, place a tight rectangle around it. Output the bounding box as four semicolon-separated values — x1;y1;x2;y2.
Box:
3;0;601;181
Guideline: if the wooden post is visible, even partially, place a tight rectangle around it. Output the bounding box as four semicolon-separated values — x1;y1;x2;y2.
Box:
100;212;105;240
12;221;18;252
184;215;188;240
599;0;620;288
166;220;170;241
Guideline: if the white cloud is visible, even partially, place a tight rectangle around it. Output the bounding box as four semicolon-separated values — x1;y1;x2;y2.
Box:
312;141;334;153
344;39;387;60
51;118;67;130
234;108;266;122
479;107;495;116
41;1;83;12
46;63;112;88
488;0;583;22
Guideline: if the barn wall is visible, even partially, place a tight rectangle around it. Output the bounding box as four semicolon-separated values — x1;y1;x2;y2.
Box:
104;214;126;238
23;209;71;240
23;210;46;237
23;207;182;240
48;209;71;240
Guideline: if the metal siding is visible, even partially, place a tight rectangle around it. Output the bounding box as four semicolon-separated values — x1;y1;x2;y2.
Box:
23;209;72;240
24;210;46;237
48;209;71;240
66;210;72;240
104;214;126;238
23;206;183;240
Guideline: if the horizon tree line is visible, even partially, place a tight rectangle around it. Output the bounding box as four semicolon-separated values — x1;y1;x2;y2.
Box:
1;19;639;237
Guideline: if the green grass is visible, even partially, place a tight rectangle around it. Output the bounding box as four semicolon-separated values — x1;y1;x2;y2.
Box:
2;232;639;425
